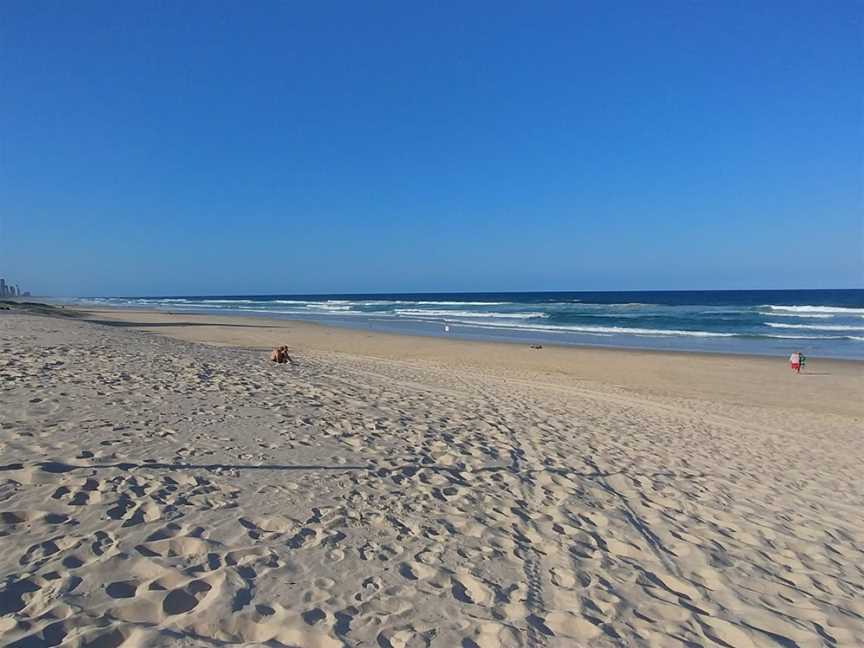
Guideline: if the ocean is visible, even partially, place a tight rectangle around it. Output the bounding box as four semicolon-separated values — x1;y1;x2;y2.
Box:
77;289;864;360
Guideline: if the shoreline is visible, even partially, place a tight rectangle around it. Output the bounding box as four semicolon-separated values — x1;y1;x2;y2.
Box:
66;306;864;418
45;302;864;362
56;289;864;362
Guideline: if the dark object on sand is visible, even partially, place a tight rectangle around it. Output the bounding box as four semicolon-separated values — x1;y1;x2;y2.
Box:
530;344;543;350
0;300;80;318
270;345;293;364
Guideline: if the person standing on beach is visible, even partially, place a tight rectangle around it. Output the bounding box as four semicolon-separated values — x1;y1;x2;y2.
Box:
799;351;807;372
789;351;801;373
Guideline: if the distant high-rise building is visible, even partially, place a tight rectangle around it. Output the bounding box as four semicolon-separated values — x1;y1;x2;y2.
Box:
0;279;26;298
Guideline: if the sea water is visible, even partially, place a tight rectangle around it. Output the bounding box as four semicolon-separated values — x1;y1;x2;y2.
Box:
75;289;864;360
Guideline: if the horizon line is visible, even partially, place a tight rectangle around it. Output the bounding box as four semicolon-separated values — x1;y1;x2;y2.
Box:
55;286;864;300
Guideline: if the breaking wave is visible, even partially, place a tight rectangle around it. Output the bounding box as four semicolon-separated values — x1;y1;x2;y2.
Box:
765;323;864;332
762;305;864;315
443;320;737;337
394;309;547;319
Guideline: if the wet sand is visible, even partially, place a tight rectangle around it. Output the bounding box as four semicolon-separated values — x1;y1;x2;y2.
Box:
79;308;863;417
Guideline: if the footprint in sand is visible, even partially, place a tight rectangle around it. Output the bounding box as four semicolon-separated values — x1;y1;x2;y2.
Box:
698;616;756;647
19;535;78;568
451;572;495;606
398;561;437;581
164;583;207;614
464;622;523;648
106;581;138;599
239;515;299;540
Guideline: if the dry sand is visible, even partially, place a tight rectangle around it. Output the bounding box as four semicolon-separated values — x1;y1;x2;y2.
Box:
1;307;862;647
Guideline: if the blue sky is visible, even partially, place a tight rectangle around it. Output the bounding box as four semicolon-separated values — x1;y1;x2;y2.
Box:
2;1;861;296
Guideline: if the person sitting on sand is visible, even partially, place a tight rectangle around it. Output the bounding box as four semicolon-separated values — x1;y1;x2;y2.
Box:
789;351;801;373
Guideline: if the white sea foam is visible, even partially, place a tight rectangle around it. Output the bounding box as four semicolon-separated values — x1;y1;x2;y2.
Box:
231;307;366;316
571;302;657;309
395;309;547;319
760;312;834;319
762;334;853;340
155;303;222;309
443;319;736;337
312;300;513;307
412;301;511;306
763;305;864;315
223;308;303;315
305;303;353;311
765;323;864;332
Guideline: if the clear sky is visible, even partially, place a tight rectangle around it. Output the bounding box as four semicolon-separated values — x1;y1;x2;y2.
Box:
2;1;861;296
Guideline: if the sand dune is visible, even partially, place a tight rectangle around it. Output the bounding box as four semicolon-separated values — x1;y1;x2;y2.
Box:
1;310;862;647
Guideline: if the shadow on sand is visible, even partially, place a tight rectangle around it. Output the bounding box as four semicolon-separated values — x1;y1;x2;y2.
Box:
83;319;276;329
9;461;698;486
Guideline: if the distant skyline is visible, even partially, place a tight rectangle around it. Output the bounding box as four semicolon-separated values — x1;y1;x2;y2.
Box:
0;277;27;298
2;2;861;297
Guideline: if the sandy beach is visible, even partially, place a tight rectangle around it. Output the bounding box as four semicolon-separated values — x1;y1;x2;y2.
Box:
1;305;862;647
